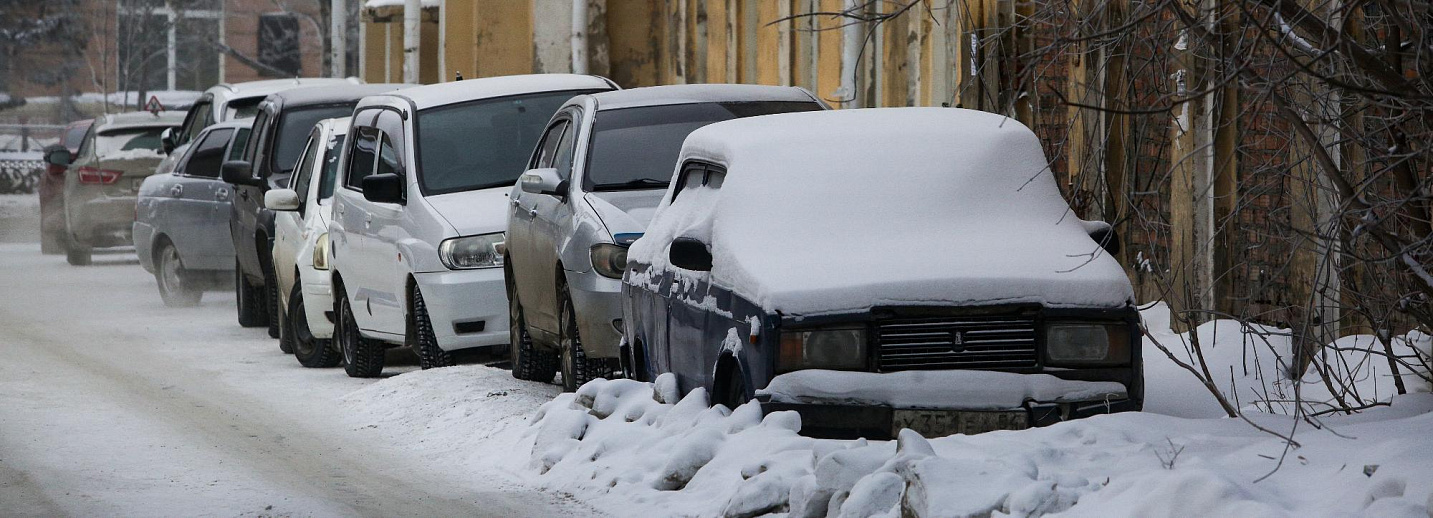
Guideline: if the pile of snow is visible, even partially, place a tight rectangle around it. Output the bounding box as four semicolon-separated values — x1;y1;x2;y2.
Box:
1141;303;1433;418
757;369;1126;408
522;375;1433;518
364;0;439;8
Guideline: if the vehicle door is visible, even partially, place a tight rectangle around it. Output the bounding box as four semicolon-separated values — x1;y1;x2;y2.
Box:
232;107;274;280
528;109;583;335
168;127;234;270
362;109;411;334
333;109;382;331
656;162;721;386
512;118;571;336
274;131;320;305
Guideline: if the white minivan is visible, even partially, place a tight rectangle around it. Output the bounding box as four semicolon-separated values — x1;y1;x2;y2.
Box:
329;75;617;378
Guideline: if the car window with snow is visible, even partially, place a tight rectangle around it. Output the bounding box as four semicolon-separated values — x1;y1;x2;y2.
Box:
414;90;586;195
584;101;821;191
318;134;346;200
95;127;166;158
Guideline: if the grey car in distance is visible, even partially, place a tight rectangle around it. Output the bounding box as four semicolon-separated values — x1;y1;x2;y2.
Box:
505;84;827;391
135;120;253;306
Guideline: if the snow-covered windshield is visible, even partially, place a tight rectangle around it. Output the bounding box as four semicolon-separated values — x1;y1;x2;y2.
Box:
585;101;822;191
415;90;584;194
272;104;355;174
95;127;167;158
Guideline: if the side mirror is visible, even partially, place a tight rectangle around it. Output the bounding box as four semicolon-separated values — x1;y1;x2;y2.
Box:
669;237;713;272
1087;222;1121;257
519;167;566;197
361;173;406;205
264;189;301;211
221;160;261;187
161;128;176;155
44;146;72;168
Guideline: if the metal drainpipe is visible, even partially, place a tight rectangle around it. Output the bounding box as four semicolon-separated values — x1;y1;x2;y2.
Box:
404;0;421;84
572;0;589;75
331;0;347;77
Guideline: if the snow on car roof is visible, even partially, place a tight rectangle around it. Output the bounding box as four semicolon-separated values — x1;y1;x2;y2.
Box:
589;84;819;111
629;107;1134;315
366;74;616;111
96;111;185;131
264;84;409;108
211;77;360;96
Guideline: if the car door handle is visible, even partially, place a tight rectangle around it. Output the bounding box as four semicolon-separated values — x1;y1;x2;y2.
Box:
510;198;520;207
528;208;537;217
214;189;229;201
169;185;183;198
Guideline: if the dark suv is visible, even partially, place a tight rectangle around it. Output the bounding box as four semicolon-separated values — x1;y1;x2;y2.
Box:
221;84;404;342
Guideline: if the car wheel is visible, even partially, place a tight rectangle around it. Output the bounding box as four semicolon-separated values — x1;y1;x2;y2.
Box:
264;261;282;342
558;284;607;392
64;235;91;266
507;269;556;383
718;364;749;410
155;242;202;307
410;284;455;369
290;284;340;368
338;293;385;378
235;260;268;328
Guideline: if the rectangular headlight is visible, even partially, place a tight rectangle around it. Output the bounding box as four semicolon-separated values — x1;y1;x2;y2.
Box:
778;327;867;372
1045;323;1130;366
438;232;506;270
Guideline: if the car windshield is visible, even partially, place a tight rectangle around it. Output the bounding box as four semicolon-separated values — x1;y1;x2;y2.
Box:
585;101;823;191
415;90;588;194
317;133;347;201
95;127;168;159
272;104;354;174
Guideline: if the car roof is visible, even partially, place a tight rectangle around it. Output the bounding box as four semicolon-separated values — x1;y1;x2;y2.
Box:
209;77;360;96
587;84;819;111
263;83;409;109
363;74;617;111
96;111;185;131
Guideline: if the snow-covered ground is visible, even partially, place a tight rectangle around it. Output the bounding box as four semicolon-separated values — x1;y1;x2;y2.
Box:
2;193;1430;517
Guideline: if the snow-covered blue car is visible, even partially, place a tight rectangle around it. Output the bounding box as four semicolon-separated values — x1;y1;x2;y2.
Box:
621;107;1143;439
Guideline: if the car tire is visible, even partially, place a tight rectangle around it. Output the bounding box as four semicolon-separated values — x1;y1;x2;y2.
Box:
235;260;268;328
64;235;91;266
264;262;282;342
718;364;749;410
507;269;556;383
558;285;607;392
154;241;202;307
338;293;385;378
410;284;455;370
289;284;340;368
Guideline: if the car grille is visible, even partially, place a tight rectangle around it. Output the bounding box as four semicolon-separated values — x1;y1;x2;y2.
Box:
875;316;1038;371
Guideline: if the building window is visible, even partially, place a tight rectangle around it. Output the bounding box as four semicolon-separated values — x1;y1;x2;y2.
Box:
259;13;301;77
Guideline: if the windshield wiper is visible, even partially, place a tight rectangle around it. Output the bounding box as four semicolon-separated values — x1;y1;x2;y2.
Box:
595;178;669;190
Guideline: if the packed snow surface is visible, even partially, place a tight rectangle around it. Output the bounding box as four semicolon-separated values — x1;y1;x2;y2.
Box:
627;108;1134;317
757;370;1129;409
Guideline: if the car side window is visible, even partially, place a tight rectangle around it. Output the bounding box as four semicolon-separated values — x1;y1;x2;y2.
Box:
530;120;568;170
374;110;405;176
670;162;706;201
75;126;96;160
704;168;725;189
227;128;251;161
344;109;381;190
552;118;579;181
243;109;271;164
291;135;318;192
182;128;233;178
177;101;211;145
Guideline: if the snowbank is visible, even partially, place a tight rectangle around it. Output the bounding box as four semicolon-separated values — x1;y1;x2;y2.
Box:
523;376;1433;518
757;369;1127;409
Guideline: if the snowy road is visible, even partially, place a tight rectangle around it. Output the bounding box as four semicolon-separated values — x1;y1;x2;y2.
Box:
0;196;593;517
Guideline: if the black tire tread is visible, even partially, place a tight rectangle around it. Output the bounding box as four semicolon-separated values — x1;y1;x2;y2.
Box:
235;260;267;328
339;294;385;378
411;285;455;369
290;284;340;368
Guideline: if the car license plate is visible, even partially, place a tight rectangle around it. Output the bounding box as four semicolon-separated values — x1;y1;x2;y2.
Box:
892;409;1029;437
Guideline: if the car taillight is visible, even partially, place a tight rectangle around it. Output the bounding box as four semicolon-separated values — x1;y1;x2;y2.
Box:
76;166;123;184
46;164;67;176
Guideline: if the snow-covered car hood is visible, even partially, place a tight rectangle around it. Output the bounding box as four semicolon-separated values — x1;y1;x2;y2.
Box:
584;189;666;235
628;108;1136;316
422;188;510;236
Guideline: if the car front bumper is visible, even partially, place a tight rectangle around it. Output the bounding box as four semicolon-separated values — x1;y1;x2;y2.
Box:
413;267;509;352
565;270;625;359
759;397;1142;440
301;267;334;340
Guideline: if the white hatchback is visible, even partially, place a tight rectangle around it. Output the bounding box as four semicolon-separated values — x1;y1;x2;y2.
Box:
266;117;349;368
329;75;617;378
